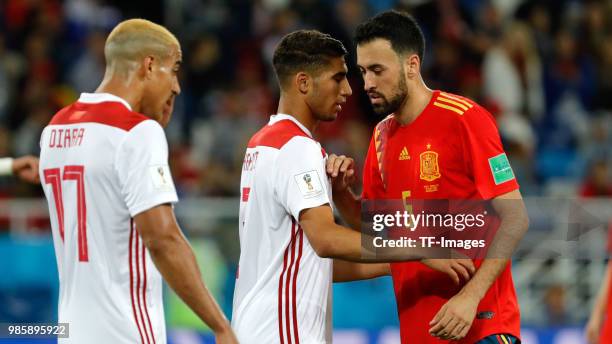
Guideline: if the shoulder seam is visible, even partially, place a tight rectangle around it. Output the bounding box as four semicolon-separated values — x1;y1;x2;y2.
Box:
433;92;476;116
280;134;317;150
376;114;394;127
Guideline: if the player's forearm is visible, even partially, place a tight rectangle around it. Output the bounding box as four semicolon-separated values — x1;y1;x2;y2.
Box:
147;234;231;333
591;262;611;319
301;207;428;262
333;259;390;282
460;258;508;301
312;222;430;262
460;197;529;301
332;187;362;230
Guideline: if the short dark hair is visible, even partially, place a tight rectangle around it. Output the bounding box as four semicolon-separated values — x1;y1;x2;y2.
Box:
273;30;347;89
354;10;425;62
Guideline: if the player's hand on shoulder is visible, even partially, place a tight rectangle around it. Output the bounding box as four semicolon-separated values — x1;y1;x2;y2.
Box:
12;155;40;184
326;153;356;192
429;289;479;340
421;258;475;285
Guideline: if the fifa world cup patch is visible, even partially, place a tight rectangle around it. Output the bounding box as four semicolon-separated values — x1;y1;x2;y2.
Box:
488;153;515;185
294;170;323;198
149;164;174;190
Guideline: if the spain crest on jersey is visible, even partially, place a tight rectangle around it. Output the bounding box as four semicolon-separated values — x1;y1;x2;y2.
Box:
419;144;441;182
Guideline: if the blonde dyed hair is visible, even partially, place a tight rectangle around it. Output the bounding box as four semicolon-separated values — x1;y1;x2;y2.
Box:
104;19;180;72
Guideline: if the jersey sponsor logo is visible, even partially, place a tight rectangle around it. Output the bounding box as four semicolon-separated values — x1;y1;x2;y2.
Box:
149;165;174;191
399;147;410;161
419;144;441;182
294;170;323;198
488;153;515;185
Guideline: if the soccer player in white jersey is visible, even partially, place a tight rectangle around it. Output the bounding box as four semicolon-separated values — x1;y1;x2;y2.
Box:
232;30;475;344
38;19;237;344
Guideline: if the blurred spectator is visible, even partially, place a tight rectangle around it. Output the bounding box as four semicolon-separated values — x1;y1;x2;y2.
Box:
543;284;570;326
594;35;612;112
580;160;612;198
483;22;544;120
67;30;106;93
541;29;595;150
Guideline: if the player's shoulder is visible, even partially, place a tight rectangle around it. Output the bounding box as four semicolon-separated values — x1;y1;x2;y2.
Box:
248;119;317;151
371;114;396;140
49;101;151;132
432;91;492;122
374;114;395;130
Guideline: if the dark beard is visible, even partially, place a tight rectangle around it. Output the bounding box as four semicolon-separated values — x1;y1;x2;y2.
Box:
372;77;408;117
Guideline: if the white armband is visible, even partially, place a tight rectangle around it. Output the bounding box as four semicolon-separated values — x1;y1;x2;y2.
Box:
0;158;13;176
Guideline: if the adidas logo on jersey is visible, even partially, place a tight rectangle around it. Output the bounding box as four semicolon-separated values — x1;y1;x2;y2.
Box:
399;147;410;160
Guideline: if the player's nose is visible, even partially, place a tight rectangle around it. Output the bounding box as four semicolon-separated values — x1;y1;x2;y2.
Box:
173;78;181;95
341;79;352;97
363;73;375;91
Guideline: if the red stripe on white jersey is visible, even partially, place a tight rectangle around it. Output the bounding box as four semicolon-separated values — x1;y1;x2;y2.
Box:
278;220;304;344
284;222;297;344
278;223;292;344
129;220;146;344
291;225;304;344
135;232;152;344
141;240;156;344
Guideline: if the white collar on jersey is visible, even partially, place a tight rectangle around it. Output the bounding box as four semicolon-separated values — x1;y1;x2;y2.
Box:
78;93;133;111
269;113;313;138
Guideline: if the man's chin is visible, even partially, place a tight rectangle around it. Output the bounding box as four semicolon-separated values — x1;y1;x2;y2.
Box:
316;112;338;122
372;105;391;117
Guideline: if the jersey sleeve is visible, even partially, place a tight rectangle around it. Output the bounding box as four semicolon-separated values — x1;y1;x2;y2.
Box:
274;137;330;220
362;129;385;200
115;120;179;217
461;106;519;199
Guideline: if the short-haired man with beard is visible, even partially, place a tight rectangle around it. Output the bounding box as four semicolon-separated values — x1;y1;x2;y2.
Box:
328;10;529;343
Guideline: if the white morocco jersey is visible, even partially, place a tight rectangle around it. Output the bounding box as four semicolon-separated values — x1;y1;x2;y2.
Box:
232;114;334;344
39;93;178;344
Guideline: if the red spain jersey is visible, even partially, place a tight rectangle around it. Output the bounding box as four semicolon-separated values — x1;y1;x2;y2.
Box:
362;90;520;343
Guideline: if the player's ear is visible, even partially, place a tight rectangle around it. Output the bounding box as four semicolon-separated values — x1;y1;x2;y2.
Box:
403;53;420;80
296;72;310;94
142;55;155;79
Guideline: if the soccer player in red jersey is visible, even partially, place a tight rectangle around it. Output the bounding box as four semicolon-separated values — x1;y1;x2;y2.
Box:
328;10;529;343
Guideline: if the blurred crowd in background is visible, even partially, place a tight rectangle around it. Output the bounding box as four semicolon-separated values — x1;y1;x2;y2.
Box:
1;0;612;338
1;0;611;199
